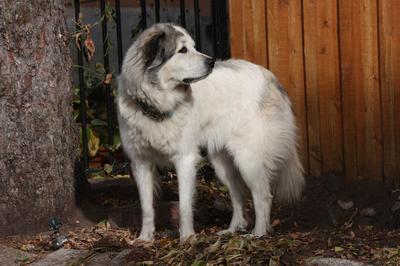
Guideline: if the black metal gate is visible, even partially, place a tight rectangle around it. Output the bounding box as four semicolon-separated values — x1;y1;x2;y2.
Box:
72;0;229;178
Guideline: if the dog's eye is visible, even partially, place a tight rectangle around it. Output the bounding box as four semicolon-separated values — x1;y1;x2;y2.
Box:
178;47;187;53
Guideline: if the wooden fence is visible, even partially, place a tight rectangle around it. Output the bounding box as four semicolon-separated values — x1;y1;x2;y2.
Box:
229;0;400;184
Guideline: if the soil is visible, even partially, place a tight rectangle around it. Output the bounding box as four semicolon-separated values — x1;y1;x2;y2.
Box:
1;171;400;265
275;173;400;232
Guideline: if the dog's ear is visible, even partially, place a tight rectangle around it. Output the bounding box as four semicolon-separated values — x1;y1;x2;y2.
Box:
142;27;178;70
142;31;166;69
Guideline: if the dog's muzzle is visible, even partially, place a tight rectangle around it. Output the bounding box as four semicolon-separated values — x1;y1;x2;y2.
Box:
183;58;215;84
206;58;215;69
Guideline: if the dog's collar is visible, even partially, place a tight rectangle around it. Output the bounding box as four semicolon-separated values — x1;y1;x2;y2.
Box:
134;98;173;122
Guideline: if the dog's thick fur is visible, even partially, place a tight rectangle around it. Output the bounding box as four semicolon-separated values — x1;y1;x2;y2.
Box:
117;23;305;241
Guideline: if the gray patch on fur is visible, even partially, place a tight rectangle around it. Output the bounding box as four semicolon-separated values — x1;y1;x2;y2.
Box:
271;79;288;97
214;60;242;72
141;24;183;70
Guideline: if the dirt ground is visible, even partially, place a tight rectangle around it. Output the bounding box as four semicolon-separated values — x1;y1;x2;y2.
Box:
1;171;400;265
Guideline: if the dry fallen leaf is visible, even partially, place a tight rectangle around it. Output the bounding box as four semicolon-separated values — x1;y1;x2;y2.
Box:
104;73;113;85
271;219;280;227
207;238;221;253
74;32;83;50
327;237;332;247
84;36;95;61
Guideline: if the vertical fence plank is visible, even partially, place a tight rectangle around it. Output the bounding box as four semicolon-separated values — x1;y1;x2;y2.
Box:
303;0;343;176
229;0;244;58
302;0;321;176
379;0;400;184
229;0;398;182
339;0;382;180
229;0;267;67
266;0;308;172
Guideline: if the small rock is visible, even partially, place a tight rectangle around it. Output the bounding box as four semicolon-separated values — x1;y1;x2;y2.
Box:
26;244;35;252
305;257;372;266
391;201;400;213
20;243;35;252
86;251;119;266
159;229;179;238
30;248;88;266
213;198;230;212
111;249;134;266
360;208;376;217
337;200;354;210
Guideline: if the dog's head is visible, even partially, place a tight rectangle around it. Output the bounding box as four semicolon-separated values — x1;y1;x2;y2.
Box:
137;23;215;87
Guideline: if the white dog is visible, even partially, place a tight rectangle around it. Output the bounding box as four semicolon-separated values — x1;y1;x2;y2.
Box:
117;23;305;241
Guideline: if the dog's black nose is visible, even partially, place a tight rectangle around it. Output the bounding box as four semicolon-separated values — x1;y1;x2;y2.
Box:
206;58;215;68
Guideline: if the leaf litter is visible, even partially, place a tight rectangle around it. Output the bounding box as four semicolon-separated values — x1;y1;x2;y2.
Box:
1;174;400;264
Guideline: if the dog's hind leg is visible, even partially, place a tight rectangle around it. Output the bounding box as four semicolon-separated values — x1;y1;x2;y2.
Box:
232;149;273;236
210;152;248;234
131;159;156;241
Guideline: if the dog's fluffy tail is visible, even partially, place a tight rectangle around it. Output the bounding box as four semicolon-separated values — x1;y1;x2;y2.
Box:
274;152;305;204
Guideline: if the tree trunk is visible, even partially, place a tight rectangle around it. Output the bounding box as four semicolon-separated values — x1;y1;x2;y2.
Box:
0;0;78;235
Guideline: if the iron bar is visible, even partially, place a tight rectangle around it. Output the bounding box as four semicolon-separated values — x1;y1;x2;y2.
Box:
115;0;123;72
179;0;186;27
194;0;201;51
211;0;229;59
140;0;147;29
155;0;160;23
74;0;89;172
100;0;114;159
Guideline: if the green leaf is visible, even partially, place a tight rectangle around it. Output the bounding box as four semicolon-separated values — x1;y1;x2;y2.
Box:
91;173;104;180
88;128;100;157
73;111;79;121
334;246;344;253
72;98;81;104
113;133;121;147
104;163;113;174
364;225;374;231
113;174;130;179
104;2;115;23
140;261;154;265
219;185;228;193
74;87;80;96
95;63;105;74
191;260;206;266
91;118;108;126
131;22;142;39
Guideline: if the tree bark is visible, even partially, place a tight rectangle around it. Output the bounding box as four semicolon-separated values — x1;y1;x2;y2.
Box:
0;0;78;235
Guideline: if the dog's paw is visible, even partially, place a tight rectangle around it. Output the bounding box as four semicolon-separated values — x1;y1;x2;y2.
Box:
217;226;248;236
179;232;196;243
217;219;248;236
137;230;154;242
217;229;235;236
250;226;273;237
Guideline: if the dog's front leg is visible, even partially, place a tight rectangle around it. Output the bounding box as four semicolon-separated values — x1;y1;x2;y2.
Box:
131;159;156;241
174;153;197;241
